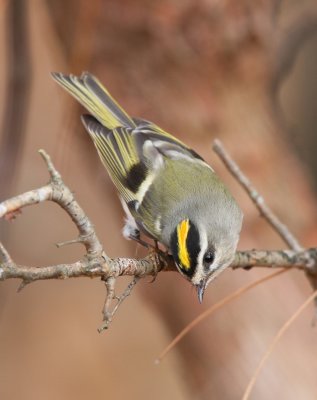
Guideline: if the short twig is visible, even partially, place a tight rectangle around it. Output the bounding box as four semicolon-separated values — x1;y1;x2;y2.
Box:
38;149;62;182
213;139;302;251
98;276;140;332
17;279;31;292
112;276;140;315
0;241;13;263
56;237;84;248
99;276;116;332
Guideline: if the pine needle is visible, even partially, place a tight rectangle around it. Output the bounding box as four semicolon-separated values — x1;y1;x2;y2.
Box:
156;269;287;363
242;289;317;400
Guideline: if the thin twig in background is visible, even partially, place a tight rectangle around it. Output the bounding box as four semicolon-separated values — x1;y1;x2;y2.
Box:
212;140;317;396
242;289;317;400
213;139;303;251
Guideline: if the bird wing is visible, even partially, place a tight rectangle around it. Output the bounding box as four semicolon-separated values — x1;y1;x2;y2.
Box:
82;114;211;203
53;71;212;240
82;115;140;203
82;114;213;241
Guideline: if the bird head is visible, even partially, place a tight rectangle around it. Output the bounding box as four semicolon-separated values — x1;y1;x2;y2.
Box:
170;216;242;303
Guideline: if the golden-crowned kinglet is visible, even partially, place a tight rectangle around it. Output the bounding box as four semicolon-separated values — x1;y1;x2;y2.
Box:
52;72;243;302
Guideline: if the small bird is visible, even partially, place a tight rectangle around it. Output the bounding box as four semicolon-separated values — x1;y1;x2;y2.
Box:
52;72;243;302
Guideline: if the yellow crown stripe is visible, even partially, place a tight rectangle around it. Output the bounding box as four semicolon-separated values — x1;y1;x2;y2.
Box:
177;219;191;270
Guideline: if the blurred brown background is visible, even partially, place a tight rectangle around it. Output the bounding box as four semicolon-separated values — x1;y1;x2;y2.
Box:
1;1;317;399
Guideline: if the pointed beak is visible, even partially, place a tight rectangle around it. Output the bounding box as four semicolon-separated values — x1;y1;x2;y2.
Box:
196;281;206;304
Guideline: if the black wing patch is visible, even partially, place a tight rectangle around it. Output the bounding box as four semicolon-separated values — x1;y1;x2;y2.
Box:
125;162;148;193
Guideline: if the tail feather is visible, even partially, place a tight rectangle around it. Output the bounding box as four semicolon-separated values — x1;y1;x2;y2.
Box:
51;72;136;130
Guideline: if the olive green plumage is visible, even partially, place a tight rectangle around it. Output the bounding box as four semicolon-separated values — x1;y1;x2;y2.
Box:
52;71;243;302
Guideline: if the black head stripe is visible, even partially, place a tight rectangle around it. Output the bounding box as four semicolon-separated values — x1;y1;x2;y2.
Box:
170;228;180;268
185;222;200;274
125;162;147;193
170;220;201;278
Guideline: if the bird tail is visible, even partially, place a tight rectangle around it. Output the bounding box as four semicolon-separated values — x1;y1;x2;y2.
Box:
51;72;136;130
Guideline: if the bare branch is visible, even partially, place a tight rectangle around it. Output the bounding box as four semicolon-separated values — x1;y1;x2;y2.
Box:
213;139;303;251
0;147;316;329
0;248;316;285
0;149;104;258
0;252;166;282
233;249;316;273
0;184;52;216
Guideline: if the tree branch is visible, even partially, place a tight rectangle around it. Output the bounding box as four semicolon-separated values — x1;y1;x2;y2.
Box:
1;248;316;284
0;146;316;329
0;149;165;329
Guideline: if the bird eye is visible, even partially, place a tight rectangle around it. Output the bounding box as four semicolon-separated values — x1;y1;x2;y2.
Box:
203;251;214;265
